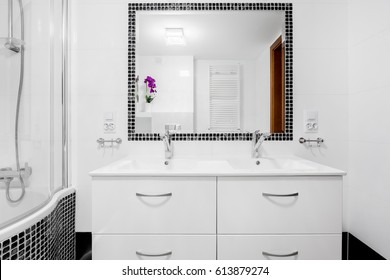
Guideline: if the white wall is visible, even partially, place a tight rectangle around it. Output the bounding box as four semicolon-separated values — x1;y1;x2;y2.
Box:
348;0;390;259
70;0;348;233
137;56;194;113
69;0;130;231
137;55;194;132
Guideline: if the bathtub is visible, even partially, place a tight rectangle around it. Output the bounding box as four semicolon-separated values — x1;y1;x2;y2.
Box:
0;187;76;260
0;189;48;230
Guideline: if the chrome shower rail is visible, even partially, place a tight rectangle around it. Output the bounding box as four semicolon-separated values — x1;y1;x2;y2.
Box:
62;0;69;189
1;0;28;203
0;0;25;53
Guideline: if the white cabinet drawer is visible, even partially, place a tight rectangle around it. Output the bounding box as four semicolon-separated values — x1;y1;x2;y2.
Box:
218;235;341;260
218;176;342;234
93;235;216;260
92;177;216;234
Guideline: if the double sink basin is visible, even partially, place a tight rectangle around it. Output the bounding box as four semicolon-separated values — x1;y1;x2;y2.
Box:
90;156;346;177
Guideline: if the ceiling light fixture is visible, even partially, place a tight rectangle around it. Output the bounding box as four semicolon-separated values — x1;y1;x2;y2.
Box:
165;28;186;46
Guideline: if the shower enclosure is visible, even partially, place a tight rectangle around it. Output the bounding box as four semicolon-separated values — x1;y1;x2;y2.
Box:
0;0;69;230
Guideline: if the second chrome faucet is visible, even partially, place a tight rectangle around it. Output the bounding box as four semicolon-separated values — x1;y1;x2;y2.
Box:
161;129;173;159
252;131;271;158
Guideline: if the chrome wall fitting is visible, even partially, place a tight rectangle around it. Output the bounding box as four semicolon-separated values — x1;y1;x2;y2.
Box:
161;129;173;159
299;137;324;147
97;138;122;148
252;131;271;158
0;163;32;180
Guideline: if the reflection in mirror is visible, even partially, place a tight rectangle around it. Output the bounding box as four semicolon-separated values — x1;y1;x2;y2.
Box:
135;10;285;134
128;3;293;142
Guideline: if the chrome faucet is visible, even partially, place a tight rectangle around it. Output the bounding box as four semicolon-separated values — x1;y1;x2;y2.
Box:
161;129;173;159
252;131;271;158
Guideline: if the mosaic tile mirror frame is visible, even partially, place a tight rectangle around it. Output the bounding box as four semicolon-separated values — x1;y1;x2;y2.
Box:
128;2;293;141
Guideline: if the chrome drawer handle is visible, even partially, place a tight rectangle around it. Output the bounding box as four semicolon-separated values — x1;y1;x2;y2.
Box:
136;251;172;257
136;192;172;197
262;192;299;197
262;251;299;258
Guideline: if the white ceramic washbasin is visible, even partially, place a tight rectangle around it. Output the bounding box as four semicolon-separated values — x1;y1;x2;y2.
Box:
115;158;198;170
96;158;231;173
90;156;345;177
227;157;316;171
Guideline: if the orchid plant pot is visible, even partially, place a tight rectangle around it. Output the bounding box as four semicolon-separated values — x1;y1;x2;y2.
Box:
145;102;152;112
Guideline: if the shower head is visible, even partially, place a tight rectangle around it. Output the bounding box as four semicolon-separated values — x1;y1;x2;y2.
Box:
4;41;20;53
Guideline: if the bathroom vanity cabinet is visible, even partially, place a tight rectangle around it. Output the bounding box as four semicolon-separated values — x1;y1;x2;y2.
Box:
217;176;342;260
91;175;342;260
92;177;216;260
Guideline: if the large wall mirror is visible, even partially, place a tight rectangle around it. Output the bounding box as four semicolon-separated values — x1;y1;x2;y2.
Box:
128;3;293;141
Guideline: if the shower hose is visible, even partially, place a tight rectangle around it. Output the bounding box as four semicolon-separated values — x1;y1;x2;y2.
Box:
6;0;26;203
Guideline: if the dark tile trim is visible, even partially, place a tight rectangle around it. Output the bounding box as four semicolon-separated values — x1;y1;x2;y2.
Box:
347;232;386;260
342;232;348;260
76;232;92;260
0;192;76;260
128;3;293;141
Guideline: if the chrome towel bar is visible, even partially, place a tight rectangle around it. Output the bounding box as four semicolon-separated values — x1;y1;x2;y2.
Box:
96;138;122;148
299;137;324;147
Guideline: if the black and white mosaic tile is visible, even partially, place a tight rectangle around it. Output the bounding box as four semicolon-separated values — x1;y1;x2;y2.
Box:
128;3;293;142
0;192;76;260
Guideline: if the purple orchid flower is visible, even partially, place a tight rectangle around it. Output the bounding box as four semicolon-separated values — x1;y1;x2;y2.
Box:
144;76;157;94
144;76;157;103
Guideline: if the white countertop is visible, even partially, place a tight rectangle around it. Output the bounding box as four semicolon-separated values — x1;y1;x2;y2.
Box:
89;156;346;177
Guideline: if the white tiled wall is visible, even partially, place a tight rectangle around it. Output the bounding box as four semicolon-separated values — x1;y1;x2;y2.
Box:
348;0;390;259
70;0;349;232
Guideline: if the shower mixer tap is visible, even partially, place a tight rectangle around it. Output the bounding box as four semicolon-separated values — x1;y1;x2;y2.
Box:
0;163;32;180
4;40;21;53
0;167;13;183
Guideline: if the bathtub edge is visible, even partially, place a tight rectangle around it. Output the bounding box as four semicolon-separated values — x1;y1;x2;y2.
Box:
0;187;75;242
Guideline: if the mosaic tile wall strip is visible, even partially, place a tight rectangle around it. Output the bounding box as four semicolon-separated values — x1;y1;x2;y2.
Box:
128;2;293;141
0;192;76;260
